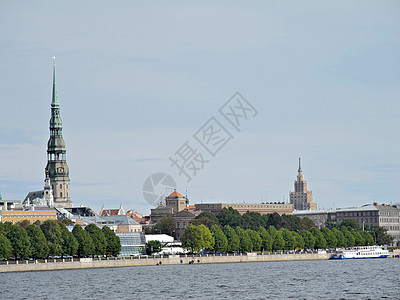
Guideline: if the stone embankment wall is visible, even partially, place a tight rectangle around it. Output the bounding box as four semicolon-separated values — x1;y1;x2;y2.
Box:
0;253;331;273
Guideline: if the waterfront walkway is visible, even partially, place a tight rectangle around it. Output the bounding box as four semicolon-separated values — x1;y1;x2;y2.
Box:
0;252;331;273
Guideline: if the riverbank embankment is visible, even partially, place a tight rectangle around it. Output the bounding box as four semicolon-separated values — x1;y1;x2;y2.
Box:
2;251;398;273
0;252;331;273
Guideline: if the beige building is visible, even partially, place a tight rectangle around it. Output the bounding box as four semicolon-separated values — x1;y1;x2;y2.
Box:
0;209;57;224
195;202;293;215
290;158;317;211
166;190;188;213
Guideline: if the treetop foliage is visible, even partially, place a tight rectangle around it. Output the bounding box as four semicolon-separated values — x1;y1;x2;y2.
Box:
0;220;121;259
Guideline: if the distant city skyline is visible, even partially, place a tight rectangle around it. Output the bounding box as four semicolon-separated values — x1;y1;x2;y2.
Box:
1;2;399;215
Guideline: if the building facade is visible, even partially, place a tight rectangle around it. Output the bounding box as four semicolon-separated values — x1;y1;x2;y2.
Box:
117;232;146;256
293;210;337;229
290;158;317;211
165;190;189;213
295;204;400;245
173;210;200;240
78;215;142;233
0;209;57;224
195;202;293;215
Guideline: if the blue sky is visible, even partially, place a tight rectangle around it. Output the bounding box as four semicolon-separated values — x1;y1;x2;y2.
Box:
1;1;399;215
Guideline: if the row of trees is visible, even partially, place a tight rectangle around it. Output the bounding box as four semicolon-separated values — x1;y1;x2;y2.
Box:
181;223;377;253
144;209;316;237
0;220;121;259
194;209;316;232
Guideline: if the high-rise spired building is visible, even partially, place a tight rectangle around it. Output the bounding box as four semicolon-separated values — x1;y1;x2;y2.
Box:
45;63;72;208
290;158;317;211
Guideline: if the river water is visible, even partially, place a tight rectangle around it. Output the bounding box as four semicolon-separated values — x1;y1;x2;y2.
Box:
1;259;399;299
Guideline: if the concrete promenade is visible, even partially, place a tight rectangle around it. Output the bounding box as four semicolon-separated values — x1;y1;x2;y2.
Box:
0;252;332;273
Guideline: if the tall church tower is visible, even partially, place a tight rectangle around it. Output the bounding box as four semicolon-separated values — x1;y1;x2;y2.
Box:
45;61;72;208
289;158;316;211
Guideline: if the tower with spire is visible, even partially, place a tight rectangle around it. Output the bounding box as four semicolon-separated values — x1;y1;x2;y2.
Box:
289;158;317;211
45;60;72;208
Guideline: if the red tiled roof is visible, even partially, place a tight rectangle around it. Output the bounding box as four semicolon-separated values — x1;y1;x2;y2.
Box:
126;210;142;220
100;209;119;216
168;190;183;197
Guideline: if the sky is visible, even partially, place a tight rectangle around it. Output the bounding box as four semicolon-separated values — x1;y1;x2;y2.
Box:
0;1;399;215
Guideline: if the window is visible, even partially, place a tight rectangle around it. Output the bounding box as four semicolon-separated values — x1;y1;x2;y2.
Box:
176;222;180;229
60;184;62;189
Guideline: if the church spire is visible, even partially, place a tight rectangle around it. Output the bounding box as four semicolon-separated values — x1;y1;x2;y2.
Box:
45;58;72;208
51;57;59;107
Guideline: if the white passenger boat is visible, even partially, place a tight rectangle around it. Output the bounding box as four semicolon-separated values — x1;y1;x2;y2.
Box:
330;246;389;259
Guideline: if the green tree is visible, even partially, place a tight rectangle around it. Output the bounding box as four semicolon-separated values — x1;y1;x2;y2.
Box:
367;226;393;245
211;225;228;253
282;215;302;232
241;212;265;230
155;216;175;236
301;217;316;230
258;226;272;252
217;207;243;228
0;234;12;258
199;224;214;251
332;228;346;247
85;224;107;257
146;240;162;255
361;231;375;246
280;228;295;250
236;227;252;252
58;223;78;257
181;225;201;253
181;224;214;253
266;213;283;229
352;231;365;246
0;222;13;236
17;220;30;230
72;225;94;258
246;229;262;251
223;225;239;252
26;225;49;259
61;219;74;226
40;220;63;256
192;212;220;228
292;232;305;250
301;230;316;249
102;226;121;256
6;225;31;258
310;228;327;249
272;231;285;251
341;227;355;247
321;227;338;249
268;225;278;240
340;219;360;232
